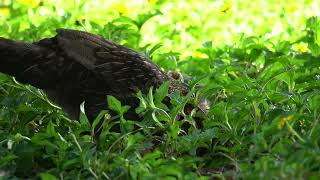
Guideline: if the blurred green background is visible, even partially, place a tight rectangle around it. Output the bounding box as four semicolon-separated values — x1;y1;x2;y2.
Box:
0;0;319;57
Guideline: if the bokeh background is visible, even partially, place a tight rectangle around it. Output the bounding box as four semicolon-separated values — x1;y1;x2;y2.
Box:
0;0;319;56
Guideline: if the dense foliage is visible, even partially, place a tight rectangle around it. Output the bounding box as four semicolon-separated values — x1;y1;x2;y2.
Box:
0;0;320;179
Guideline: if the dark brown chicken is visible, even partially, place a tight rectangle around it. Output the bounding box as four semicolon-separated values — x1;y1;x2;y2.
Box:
0;29;188;120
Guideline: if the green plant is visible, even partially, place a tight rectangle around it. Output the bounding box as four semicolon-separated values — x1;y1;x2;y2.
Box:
0;1;320;179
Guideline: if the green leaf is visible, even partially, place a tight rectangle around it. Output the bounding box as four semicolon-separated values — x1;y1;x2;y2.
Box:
169;122;181;139
155;81;171;104
113;16;137;27
40;173;57;180
121;105;130;114
148;43;163;56
0;154;18;168
136;91;147;114
152;111;164;128
46;121;57;137
79;102;91;130
91;110;108;131
135;10;162;29
107;95;122;113
62;158;81;170
147;87;156;109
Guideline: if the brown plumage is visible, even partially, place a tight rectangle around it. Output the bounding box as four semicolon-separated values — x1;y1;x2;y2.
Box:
0;29;188;120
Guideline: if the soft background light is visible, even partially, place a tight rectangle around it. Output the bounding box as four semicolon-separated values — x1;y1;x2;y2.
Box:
0;0;319;55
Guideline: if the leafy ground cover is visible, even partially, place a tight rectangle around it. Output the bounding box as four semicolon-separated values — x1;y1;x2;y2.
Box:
0;0;320;179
